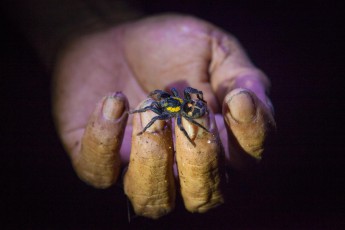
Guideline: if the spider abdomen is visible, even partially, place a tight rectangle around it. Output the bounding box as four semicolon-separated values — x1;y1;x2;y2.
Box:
161;97;183;114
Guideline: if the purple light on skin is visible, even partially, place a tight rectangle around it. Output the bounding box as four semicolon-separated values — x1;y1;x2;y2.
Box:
234;73;269;105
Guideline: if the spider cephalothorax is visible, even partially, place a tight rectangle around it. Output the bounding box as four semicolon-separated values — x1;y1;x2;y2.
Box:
129;87;209;144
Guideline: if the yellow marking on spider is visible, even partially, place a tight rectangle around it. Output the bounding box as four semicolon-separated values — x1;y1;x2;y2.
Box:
166;106;181;112
172;97;183;103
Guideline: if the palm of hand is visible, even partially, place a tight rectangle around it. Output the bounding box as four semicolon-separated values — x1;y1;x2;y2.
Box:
54;15;238;161
53;15;275;217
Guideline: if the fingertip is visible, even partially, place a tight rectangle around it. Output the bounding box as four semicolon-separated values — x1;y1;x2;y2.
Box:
180;113;212;142
223;88;257;124
84;92;129;139
101;92;129;122
222;88;275;164
133;98;168;134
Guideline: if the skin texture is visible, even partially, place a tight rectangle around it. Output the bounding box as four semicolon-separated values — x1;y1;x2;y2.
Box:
52;14;276;218
73;93;128;188
175;112;225;213
223;89;276;170
124;99;175;219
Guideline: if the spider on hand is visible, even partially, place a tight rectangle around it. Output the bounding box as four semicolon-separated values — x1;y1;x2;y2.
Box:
129;87;209;144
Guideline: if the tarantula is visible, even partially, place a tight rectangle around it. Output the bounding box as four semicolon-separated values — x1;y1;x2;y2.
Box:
129;87;209;144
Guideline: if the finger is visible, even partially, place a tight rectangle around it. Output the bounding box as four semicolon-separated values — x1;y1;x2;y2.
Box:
209;28;271;106
72;92;129;188
124;99;175;219
223;89;276;170
175;111;225;213
207;28;276;168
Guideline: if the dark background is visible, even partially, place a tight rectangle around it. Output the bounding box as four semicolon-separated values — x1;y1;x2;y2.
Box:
1;1;343;229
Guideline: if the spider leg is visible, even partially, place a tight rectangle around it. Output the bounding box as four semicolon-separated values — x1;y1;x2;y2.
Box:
128;102;161;115
197;95;206;103
149;90;170;100
138;113;171;135
177;115;195;146
171;88;179;97
182;114;210;133
184;87;206;103
183;89;191;100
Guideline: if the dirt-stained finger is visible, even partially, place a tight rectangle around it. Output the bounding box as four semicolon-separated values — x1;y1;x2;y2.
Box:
223;88;276;169
73;92;128;188
175;111;225;213
124;99;175;219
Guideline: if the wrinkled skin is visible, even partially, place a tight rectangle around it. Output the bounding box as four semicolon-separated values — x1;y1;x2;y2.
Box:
53;14;275;188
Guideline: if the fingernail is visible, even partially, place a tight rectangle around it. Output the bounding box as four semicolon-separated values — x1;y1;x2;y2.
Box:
228;91;256;123
102;93;126;120
182;113;211;140
139;99;166;133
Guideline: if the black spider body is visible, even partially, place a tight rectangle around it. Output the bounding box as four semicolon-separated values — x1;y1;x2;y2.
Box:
129;87;209;144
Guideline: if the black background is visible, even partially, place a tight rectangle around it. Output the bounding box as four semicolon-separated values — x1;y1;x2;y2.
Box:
1;1;343;229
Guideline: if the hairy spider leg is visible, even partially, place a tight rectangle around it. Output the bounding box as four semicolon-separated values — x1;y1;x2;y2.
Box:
170;88;179;97
128;101;161;115
184;87;206;103
176;115;195;145
138;113;172;135
181;114;210;132
149;90;171;100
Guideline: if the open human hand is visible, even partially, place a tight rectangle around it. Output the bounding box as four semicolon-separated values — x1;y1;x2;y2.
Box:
52;14;275;219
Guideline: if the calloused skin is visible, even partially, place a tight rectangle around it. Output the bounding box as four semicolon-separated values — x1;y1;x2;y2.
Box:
53;14;275;187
